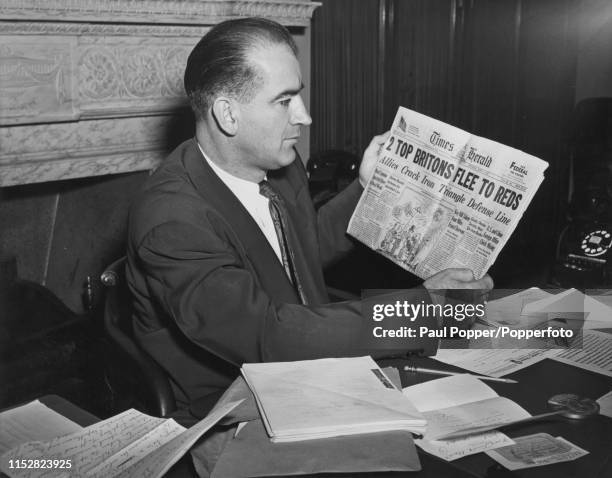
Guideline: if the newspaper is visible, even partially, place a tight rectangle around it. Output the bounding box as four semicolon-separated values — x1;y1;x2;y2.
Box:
347;106;549;279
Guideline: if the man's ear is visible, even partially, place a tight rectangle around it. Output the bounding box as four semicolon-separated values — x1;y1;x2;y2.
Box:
211;97;238;136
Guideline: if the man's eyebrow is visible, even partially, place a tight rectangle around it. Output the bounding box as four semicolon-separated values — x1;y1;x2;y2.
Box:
271;83;304;101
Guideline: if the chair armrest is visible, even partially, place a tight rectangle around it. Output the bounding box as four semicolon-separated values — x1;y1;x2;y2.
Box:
102;258;177;417
104;315;177;417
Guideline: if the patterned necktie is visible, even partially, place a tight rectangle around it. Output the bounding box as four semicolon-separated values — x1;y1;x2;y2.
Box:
259;180;307;304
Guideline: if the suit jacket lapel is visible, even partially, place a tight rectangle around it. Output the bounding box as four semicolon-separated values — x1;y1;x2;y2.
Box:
180;139;300;303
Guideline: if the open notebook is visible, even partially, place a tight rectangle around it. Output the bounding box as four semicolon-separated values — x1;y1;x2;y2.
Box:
241;356;426;443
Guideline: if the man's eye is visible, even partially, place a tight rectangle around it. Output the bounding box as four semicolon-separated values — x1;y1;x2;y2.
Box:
279;98;291;107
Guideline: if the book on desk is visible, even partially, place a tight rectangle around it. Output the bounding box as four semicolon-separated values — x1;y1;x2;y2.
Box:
241;355;426;442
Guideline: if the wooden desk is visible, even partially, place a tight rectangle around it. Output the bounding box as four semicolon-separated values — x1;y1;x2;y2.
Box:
14;353;612;478
388;355;612;478
301;355;612;478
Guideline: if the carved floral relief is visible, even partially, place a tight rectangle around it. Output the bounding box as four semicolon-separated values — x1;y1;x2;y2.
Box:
78;45;189;101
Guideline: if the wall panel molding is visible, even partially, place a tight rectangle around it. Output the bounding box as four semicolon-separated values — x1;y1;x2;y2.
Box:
0;116;174;185
0;0;319;27
0;0;320;186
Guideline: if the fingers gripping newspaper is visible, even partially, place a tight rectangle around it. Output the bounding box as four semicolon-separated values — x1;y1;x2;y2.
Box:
348;107;549;280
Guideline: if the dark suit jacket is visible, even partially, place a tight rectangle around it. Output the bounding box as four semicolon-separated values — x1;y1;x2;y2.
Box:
127;139;435;407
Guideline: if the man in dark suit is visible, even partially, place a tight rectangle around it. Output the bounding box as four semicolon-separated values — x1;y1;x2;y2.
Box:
127;18;493;415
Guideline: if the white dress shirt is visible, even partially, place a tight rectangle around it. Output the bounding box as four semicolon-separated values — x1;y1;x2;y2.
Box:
198;144;284;265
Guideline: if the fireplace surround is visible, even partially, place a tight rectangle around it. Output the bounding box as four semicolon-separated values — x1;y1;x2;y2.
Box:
0;0;319;186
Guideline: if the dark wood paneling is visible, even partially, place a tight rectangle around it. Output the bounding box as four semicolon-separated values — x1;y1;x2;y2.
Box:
311;0;584;285
0;171;148;313
452;0;522;139
0;183;58;283
311;0;383;157
504;0;577;276
45;172;149;312
386;0;456;124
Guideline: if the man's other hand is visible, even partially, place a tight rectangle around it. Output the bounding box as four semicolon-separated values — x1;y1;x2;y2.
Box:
423;268;494;292
359;131;391;187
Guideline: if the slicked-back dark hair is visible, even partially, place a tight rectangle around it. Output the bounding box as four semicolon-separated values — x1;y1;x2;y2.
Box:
184;17;297;120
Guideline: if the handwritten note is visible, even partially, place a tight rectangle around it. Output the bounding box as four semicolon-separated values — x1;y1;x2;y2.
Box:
416;431;515;461
114;400;242;478
86;419;185;477
403;375;530;460
424;397;531;440
1;409;167;477
0;401;82;455
403;375;531;440
0;401;243;478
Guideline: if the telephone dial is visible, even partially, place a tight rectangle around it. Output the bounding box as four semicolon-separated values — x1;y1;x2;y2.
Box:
553;222;612;288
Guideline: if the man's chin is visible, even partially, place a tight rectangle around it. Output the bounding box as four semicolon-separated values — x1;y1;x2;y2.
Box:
273;148;298;168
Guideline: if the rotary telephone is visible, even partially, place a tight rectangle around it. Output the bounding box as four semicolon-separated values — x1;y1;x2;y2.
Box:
550;98;612;288
553;222;612;288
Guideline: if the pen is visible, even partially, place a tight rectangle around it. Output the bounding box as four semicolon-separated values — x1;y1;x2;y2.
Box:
404;365;518;384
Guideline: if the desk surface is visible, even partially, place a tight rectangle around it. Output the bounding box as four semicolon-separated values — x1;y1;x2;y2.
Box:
396;355;612;478
33;354;612;478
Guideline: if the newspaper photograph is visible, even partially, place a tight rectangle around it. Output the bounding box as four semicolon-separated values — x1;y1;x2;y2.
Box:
347;106;549;280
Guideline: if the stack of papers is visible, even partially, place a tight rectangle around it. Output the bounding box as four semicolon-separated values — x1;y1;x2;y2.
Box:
0;400;242;478
436;288;612;378
522;288;612;330
0;400;82;455
241;356;426;442
486;287;612;330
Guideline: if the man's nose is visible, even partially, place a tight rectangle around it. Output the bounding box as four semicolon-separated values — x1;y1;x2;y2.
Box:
291;95;312;126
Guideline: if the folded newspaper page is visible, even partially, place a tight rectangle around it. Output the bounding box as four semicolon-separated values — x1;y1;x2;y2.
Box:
347;106;549;279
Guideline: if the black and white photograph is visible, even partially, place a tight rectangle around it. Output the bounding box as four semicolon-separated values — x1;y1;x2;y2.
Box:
1;1;611;477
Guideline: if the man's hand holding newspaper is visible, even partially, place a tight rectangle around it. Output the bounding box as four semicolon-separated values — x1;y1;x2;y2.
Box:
348;106;549;281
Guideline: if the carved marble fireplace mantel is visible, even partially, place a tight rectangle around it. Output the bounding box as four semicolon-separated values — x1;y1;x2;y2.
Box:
0;0;320;186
